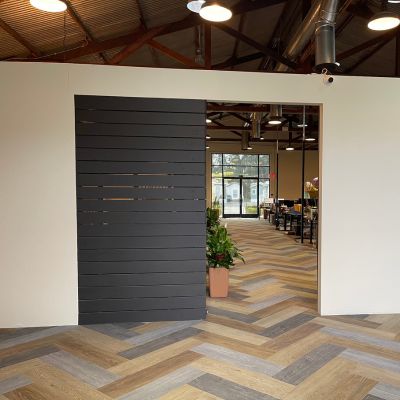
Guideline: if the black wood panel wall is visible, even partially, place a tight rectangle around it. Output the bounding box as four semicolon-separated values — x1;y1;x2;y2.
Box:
75;95;207;324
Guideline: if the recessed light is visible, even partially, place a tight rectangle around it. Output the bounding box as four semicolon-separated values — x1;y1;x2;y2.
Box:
200;4;232;22
30;0;67;12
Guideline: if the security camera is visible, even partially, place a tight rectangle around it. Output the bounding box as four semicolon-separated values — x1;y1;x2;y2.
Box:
323;75;334;84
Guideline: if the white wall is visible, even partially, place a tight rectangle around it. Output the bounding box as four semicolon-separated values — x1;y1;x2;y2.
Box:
1;63;399;327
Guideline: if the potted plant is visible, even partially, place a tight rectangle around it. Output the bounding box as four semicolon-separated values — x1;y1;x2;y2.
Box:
211;197;221;218
207;224;244;297
207;207;220;233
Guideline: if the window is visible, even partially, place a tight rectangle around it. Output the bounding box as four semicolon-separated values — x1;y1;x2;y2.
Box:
211;153;270;212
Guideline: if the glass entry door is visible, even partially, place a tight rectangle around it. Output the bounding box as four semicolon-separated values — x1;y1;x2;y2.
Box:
223;177;259;218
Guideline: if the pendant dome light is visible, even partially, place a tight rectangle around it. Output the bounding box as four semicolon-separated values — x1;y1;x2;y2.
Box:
30;0;67;12
199;3;232;22
368;0;400;31
268;105;282;125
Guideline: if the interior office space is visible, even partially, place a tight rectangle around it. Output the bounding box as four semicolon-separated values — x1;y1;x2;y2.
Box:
1;0;400;398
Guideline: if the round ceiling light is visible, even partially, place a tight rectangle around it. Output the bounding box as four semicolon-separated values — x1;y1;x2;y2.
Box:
368;11;400;30
268;118;282;125
305;137;316;142
187;0;205;13
206;118;212;123
200;4;232;22
297;123;308;128
286;146;295;151
30;0;67;12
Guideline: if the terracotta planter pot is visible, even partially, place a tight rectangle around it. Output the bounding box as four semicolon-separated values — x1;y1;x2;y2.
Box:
209;267;229;298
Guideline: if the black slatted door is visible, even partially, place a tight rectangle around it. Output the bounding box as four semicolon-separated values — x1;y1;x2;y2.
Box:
75;95;206;324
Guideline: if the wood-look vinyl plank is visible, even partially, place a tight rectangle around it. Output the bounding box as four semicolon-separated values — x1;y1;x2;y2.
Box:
314;318;397;340
0;346;59;369
284;357;376;400
0;376;31;395
0;361;43;382
4;384;57;400
192;343;283;376
206;306;258;324
195;321;269;345
363;395;385;400
126;320;200;346
192;357;294;399
131;321;170;334
24;361;113;400
352;362;400;388
204;299;250;314
249;294;296;312
273;343;345;385
369;382;400;400
54;335;127;369
325;316;381;330
100;351;201;398
195;331;275;359
254;307;309;328
321;327;400;352
262;313;315;338
190;373;277;400
41;350;119;388
62;327;132;353
205;314;265;335
109;337;201;376
84;324;138;340
119;327;200;359
117;366;204;400
158;384;222;400
342;349;400;374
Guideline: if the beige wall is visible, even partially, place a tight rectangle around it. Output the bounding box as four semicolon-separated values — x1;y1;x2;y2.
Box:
206;141;319;206
1;62;400;327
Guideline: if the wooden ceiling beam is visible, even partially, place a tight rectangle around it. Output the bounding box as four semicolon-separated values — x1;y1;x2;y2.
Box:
148;39;204;68
208;125;318;132
23;0;285;63
345;40;388;74
211;120;242;137
231;14;246;65
63;0;108;64
214;23;297;69
204;23;212;69
110;26;166;64
207;104;319;114
213;52;264;69
337;29;399;61
0;18;41;57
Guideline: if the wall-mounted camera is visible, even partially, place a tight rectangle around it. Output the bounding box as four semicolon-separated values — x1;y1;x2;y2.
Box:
322;68;334;84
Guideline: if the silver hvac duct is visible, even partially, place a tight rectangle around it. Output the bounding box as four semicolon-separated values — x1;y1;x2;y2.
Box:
251;112;262;139
241;131;250;150
275;0;339;72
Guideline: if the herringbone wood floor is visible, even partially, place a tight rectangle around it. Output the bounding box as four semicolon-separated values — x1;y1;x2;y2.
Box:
1;219;400;399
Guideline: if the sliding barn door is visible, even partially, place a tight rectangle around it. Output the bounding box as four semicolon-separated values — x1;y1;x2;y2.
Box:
75;95;206;324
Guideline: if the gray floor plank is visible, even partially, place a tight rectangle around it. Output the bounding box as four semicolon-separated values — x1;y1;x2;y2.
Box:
190;373;278;400
249;294;295;311
0;345;58;369
0;326;77;350
119;366;204;400
342;349;400;374
192;343;283;376
125;320;201;346
41;350;119;388
206;306;258;323
369;383;400;400
273;343;345;384
262;313;315;338
0;375;31;395
119;327;201;359
321;326;400;352
84;324;138;340
363;395;385;400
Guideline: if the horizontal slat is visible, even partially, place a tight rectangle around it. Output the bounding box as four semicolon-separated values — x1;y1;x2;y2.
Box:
76;161;204;174
79;248;205;262
78;211;205;225
76;136;204;151
78;223;205;237
77;199;205;212
79;260;205;274
77;187;205;200
79;308;206;324
79;272;205;287
77;148;203;163
79;235;206;249
79;284;205;299
77;174;205;187
76;123;206;138
79;296;206;312
76;110;205;125
75;96;206;113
